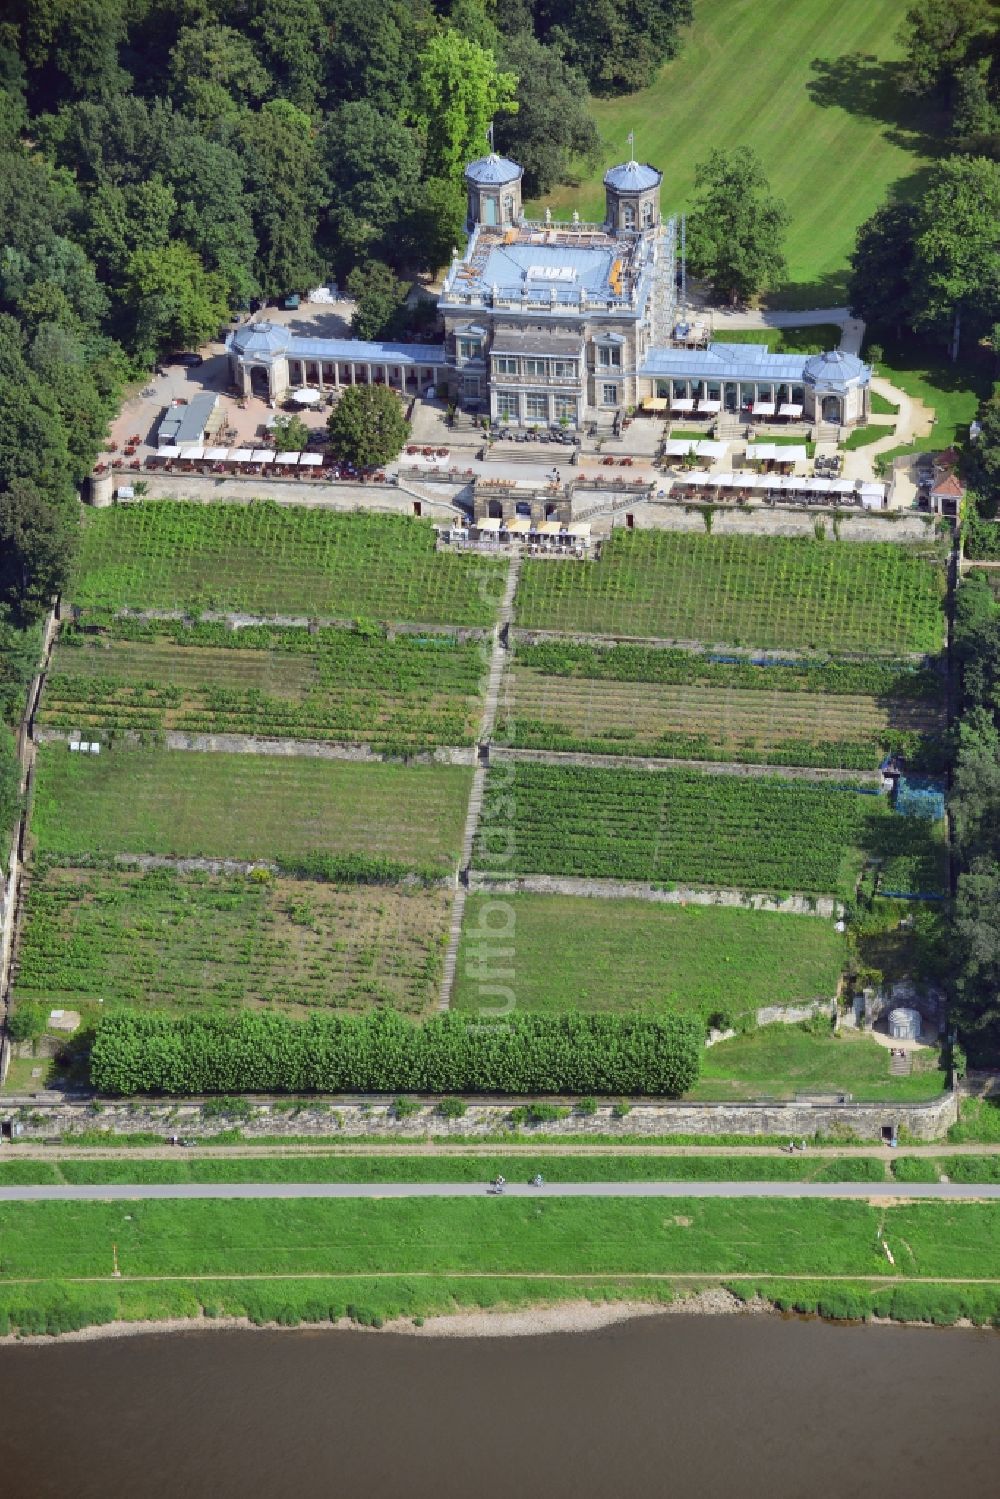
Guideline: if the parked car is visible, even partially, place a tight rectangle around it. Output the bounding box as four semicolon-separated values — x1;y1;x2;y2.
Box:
165;352;204;367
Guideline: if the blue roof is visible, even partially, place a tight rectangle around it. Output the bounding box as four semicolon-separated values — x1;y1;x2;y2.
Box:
474;242;620;299
641;341;809;382
465;153;522;185
604;160;662;192
803;349;869;385
227;324;445;368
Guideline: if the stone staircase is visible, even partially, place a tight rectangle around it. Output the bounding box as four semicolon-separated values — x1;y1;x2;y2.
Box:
437;555;520;1011
889;1050;912;1077
483;442;575;467
815;422;841;445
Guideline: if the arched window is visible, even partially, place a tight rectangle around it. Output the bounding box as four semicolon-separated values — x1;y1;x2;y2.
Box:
641;200;653;228
623;203;636;229
503;193;514;223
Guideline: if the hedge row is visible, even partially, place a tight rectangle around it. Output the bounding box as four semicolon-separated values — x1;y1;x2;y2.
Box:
89;1008;702;1098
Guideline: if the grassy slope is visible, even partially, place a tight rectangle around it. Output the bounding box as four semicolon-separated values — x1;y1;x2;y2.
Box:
530;0;940;305
0;1155;886;1186
31;746;471;871
453;894;844;1020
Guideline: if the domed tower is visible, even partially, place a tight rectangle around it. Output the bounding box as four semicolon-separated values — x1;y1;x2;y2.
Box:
464;153;523;231
604;158;662;233
802;349;870;428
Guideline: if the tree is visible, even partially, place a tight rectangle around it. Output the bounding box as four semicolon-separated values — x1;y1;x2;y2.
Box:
319;101;423;274
495;31;600;196
168;22;272;124
898;0;994;100
413;28;517;184
346;261;408;341
272;412;310;451
533;0;693;96
849;203;919;336
327;384;410;469
686;147;789;305
240;99;324;296
953;858;1000;1034
122;242;230;361
0;721;20;848
909;155;1000;358
0;479;77;622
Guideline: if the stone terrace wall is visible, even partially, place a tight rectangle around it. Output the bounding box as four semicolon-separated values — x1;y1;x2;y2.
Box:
0;1090;958;1142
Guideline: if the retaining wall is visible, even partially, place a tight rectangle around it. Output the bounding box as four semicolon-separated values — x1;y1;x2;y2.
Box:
0;1090;958;1142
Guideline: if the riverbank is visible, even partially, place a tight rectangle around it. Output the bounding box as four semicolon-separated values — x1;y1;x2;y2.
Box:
3;1284;999;1349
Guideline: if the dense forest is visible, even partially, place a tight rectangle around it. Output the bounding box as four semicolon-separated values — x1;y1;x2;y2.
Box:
0;0;690;641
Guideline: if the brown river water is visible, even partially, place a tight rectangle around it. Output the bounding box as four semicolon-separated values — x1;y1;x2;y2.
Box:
1;1316;998;1499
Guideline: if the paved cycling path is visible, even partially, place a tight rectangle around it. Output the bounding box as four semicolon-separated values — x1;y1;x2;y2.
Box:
2;1181;998;1202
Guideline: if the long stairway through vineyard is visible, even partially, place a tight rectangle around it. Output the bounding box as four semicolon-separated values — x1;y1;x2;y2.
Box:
438;554;520;1011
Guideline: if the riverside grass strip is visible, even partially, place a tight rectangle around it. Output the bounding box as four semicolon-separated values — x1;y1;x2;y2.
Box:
1;1198;996;1281
0;1155;888;1188
513;533;947;652
452;894;845;1025
13;866;451;1019
4;1276;1000;1342
73;504;506;626
31;746;472;873
475;762;948;900
39;621;487;750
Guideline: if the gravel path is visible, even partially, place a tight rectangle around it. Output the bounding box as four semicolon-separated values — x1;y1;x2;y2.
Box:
2;1181;998;1202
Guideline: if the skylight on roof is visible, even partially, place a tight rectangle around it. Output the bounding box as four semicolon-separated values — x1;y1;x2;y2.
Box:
525;265;577;283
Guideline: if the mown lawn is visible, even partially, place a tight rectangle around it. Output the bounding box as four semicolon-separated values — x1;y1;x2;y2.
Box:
452;894;844;1023
872;338;996;459
692;1025;946;1102
713;327;843;354
0;1197;993;1281
31;746;471;873
529;0;941;304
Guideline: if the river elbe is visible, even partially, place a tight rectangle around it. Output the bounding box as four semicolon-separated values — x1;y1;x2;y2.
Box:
1;1315;998;1498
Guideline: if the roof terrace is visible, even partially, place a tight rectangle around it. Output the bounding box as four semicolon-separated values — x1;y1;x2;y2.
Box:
440;222;654;316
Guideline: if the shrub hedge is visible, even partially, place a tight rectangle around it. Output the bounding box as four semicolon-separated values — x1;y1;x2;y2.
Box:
89;1008;702;1098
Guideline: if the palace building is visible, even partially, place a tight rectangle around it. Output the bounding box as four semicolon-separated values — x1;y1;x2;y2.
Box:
227;150;870;431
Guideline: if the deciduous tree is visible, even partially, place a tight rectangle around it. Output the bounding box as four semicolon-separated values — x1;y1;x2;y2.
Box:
327;384;410;469
686;147;789;305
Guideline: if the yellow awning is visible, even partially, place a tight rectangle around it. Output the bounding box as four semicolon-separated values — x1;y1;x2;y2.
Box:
642;397;668;412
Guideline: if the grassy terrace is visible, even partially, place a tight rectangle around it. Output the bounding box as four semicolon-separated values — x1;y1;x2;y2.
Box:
73;504;505;626
452;894;845;1023
31;746;471;873
514;534;947;653
532;0;937;306
40;621;486;750
14;866;450;1018
692;1026;946;1102
476;763;948;899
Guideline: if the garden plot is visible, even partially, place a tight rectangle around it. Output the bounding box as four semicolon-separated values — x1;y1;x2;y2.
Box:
40;621;486;750
31;745;472;874
502;668;946;771
514;533;947;653
475;762;948;900
73;503;506;626
14;865;449;1019
453;892;845;1025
